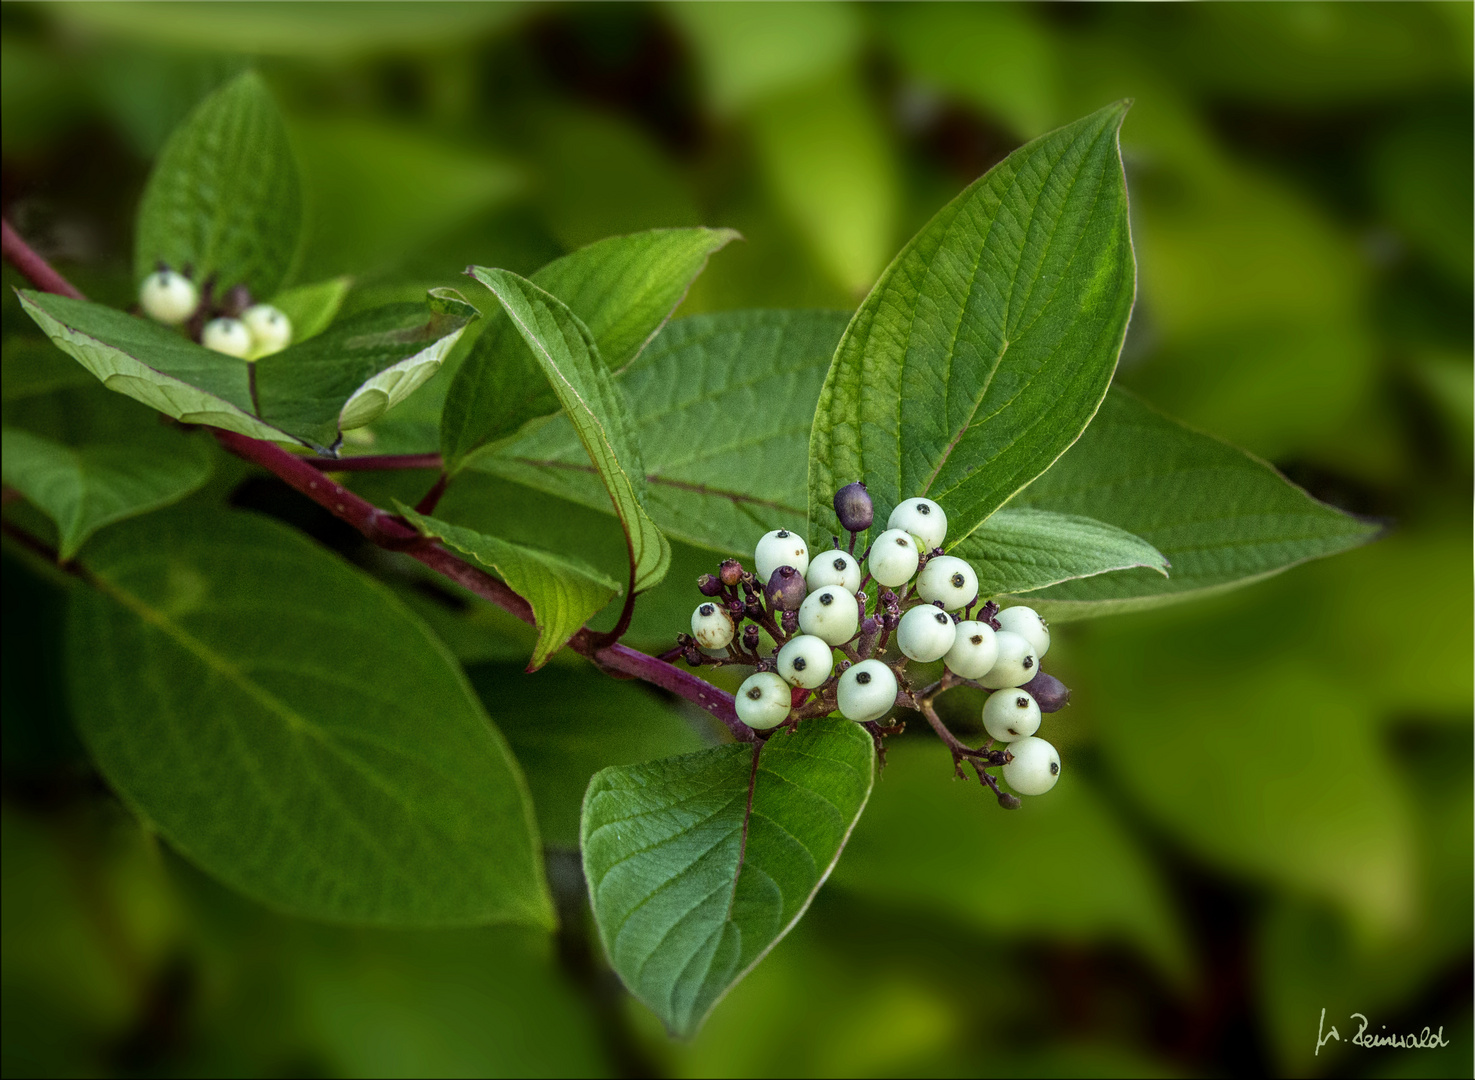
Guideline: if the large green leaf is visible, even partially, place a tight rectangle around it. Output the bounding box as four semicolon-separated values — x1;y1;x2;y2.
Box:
397;504;621;672
465;267;670;592
582;718;874;1038
442;228;739;470
68;507;551;927
134;70;301;299
1007;389;1381;619
477;309;849;555
18;289;477;453
1;426;213;560
807;102;1135;549
950;507;1167;599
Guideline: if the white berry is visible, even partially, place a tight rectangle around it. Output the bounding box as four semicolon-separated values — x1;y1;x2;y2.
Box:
202;317;253;358
867;529;920;588
896;605;956;662
797;585;858;646
943;620;998;679
776;634;833;689
982;688;1041;742
888;497;947;551
915;555;978;610
242;303;292;357
805;549;862;593
978;629;1039;689
690;602;734;650
139;270;198;325
836;659;897;723
735;672;791;730
995;605;1050;659
1003;736;1060;796
755;529;809;583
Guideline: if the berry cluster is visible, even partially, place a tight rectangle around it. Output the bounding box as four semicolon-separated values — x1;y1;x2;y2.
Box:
676;482;1072;807
139;267;292;361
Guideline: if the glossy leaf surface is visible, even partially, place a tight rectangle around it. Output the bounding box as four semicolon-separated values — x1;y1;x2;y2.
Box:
808;102;1135;548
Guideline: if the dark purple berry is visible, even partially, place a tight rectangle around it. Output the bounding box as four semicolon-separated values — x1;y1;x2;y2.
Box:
698;573;722;597
1021;669;1070;713
833;481;874;532
220;282;252;318
742;624;761;651
765;565;807;611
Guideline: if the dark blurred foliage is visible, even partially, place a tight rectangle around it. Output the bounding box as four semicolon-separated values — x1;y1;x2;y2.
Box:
2;3;1470;1077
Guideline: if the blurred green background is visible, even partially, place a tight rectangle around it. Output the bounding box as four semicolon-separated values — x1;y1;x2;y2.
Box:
2;2;1470;1076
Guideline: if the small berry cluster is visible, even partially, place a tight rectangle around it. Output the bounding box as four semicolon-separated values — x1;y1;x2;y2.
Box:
139;267;292;361
677;482;1072;806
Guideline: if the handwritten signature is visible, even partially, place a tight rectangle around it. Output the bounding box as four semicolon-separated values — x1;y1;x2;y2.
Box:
1316;1008;1450;1055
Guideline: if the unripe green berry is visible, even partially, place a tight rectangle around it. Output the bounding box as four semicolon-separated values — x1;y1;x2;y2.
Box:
943;620;998;679
982;688;1041;742
888;497;947;550
735;672;791;730
995;605;1050;659
776;634;833;689
202;317;253;358
139;270;200;325
690;602;734;649
806;549;862;593
836;659;897;723
797;585;859;646
978;630;1038;689
915;555;978;610
755;528;809;583
896;605;956;662
867;529;919;588
1002;736;1060;796
241;303;292;357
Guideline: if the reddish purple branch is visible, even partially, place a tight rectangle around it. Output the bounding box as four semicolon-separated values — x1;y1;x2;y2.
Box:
3;216;751;743
2;219;86;300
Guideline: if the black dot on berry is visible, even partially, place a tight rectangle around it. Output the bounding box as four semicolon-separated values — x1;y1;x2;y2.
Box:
856;672;872;685
970;635;982;645
820;592;833;606
746;687;763;700
1023;656;1035;669
951;573;964;587
1049;762;1059;775
776;529;789;537
934;613;948;624
895;537;908;546
833;558;846;571
917;503;930;515
1016;696;1028;708
699;603;714;616
793;657;807;671
1007;727;1018;736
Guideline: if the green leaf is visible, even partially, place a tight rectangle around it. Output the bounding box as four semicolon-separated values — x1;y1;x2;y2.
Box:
807;102;1135;550
17;289;477;453
68;507;551;927
268;276;351;343
134;70;302;299
581;718;874;1038
476;309;850;555
442;228;739;470
465;267;671;593
396;504;621;672
1;426;213;560
950;507;1167;599
1007;389;1381;620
